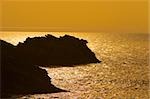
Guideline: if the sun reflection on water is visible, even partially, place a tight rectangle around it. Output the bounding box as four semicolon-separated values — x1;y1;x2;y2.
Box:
0;32;149;99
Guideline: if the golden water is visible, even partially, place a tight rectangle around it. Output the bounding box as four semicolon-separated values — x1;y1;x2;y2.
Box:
0;32;149;99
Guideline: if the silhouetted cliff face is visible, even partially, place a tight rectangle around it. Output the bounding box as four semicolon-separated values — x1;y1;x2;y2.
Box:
1;34;100;97
17;34;100;66
1;40;64;98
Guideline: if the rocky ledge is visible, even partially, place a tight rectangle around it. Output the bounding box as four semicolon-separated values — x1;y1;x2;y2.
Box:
17;34;100;66
0;34;100;98
1;40;65;98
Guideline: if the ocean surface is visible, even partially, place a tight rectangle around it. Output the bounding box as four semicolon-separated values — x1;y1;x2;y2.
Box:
0;32;149;99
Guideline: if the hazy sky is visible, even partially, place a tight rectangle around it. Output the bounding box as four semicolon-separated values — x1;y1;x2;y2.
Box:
1;0;148;33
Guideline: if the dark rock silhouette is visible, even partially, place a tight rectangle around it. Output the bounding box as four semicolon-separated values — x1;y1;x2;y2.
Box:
0;34;100;98
17;34;100;66
1;40;65;98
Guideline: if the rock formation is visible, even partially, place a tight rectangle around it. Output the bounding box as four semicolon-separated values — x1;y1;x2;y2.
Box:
0;34;100;98
1;40;64;98
17;34;100;66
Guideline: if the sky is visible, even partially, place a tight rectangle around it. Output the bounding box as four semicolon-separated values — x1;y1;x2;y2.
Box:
0;0;148;33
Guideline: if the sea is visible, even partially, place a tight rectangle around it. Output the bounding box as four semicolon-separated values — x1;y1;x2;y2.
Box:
0;32;149;99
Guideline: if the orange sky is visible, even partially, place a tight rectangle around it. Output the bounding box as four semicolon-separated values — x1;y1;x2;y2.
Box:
0;0;148;33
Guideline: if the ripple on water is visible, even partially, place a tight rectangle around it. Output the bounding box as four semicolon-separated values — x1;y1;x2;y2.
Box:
0;32;149;99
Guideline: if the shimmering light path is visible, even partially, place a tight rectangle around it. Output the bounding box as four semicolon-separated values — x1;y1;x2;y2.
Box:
0;32;149;99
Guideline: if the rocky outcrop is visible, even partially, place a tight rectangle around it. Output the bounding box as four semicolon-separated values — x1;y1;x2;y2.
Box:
17;34;100;66
1;40;64;98
0;34;100;98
